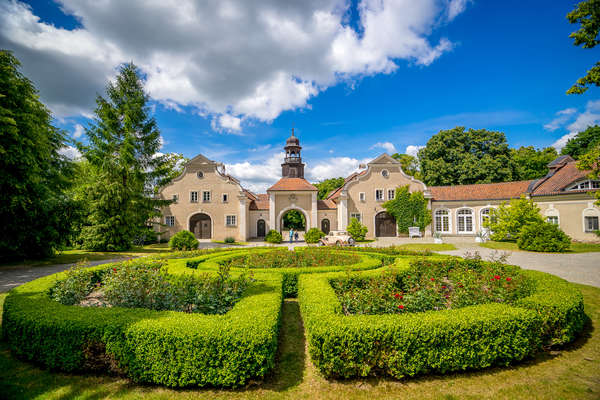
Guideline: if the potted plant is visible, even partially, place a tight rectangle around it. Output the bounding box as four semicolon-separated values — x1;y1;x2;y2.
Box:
433;231;443;244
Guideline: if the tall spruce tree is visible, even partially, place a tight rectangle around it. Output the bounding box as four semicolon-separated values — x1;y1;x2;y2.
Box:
79;63;171;251
0;51;74;261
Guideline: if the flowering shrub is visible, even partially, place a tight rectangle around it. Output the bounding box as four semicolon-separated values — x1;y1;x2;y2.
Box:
333;258;533;315
48;260;95;305
222;248;360;269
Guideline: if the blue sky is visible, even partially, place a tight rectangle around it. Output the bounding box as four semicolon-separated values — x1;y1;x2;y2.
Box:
1;0;599;191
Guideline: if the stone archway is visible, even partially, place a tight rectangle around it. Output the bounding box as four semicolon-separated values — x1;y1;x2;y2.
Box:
189;213;212;239
276;206;311;232
375;211;396;237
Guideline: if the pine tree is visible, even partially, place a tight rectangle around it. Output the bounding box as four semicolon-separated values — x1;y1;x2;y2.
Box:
0;51;74;261
79;63;171;251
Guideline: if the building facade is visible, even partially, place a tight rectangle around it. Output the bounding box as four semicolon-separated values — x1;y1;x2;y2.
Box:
159;133;600;242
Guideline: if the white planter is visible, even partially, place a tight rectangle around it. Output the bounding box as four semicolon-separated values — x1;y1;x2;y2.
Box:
475;237;483;243
434;238;443;244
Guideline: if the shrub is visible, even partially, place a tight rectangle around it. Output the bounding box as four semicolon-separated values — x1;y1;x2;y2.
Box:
2;256;282;388
224;236;236;244
169;230;199;250
383;186;432;233
47;260;94;305
265;229;282;244
486;196;544;241
304;228;325;244
517;221;571;252
298;258;584;379
347;217;368;241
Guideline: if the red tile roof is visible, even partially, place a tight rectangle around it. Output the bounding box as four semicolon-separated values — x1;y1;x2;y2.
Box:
267;178;317;191
249;194;270;210
430;180;534;201
317;199;336;209
530;161;592;196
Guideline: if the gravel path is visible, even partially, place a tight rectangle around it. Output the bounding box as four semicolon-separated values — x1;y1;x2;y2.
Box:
438;246;600;288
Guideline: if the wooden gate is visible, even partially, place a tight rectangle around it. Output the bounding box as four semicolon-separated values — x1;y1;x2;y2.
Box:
375;212;396;237
189;213;211;239
257;219;266;237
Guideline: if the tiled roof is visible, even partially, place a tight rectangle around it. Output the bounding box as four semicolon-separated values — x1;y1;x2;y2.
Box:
317;199;336;210
430;180;534;201
530;161;592;196
249;194;270;210
268;178;318;191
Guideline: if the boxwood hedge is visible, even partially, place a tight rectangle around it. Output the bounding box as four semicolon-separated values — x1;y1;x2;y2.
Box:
2;259;282;388
298;257;585;379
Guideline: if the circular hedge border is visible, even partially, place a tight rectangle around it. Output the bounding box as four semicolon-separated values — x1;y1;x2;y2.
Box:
298;257;586;379
2;256;283;388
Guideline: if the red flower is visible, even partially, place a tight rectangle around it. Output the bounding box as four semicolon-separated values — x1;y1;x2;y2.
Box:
506;277;512;282
445;294;449;299
430;278;435;281
398;304;404;309
494;275;501;280
491;278;495;281
394;293;400;298
112;268;117;272
441;285;447;289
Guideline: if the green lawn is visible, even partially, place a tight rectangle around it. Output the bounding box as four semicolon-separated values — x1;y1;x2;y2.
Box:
395;243;457;252
4;280;596;399
0;243;172;268
211;240;250;246
480;241;600;253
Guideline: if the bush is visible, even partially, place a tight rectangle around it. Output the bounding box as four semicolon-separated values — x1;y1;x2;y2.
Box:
224;236;236;244
517;221;571;252
265;229;282;244
347;218;368;241
298;258;585;379
304;228;325;244
486;196;544;241
169;230;199;250
47;261;94;305
2;255;282;388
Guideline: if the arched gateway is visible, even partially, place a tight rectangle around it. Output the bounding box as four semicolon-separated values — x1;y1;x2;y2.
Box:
189;213;211;239
375;211;396;237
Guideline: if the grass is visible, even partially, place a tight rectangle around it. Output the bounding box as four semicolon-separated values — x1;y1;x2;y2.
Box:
212;240;249;246
480;241;600;253
0;243;173;268
394;243;457;252
3;280;597;399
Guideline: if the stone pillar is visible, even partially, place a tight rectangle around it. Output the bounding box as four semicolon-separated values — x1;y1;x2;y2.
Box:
238;194;247;241
311;192;318;229
338;191;348;230
269;193;275;232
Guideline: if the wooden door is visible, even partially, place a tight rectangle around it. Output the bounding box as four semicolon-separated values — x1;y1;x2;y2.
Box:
257;219;266;237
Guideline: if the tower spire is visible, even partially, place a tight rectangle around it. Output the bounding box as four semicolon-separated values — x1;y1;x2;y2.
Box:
282;129;304;178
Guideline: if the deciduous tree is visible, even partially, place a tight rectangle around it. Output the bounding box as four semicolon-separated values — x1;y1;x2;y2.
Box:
561;125;600;159
391;153;422;179
314;177;345;200
511;146;558;180
566;0;600;94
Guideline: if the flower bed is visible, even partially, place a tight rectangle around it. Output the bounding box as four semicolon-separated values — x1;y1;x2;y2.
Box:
2;256;282;388
298;257;585;379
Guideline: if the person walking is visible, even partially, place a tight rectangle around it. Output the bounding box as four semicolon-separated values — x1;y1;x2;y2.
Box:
289;228;294;243
294;231;299;242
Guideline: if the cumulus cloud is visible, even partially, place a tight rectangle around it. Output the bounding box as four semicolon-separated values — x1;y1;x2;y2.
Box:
72;123;84;139
307;156;370;182
405;145;425;157
544;108;577;131
371;141;397;154
0;0;466;131
550;100;600;150
58;145;82;160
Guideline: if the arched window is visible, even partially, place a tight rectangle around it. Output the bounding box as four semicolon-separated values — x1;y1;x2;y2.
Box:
480;208;491;231
457;208;474;234
434;209;450;233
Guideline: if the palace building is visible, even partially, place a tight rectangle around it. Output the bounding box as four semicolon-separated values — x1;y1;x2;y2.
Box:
158;132;600;242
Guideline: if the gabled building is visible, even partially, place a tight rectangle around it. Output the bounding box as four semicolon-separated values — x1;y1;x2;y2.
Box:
159;133;600;242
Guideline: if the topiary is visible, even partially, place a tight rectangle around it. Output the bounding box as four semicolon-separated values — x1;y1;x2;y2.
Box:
169;230;199;250
347;217;368;241
224;236;236;244
305;228;325;244
517;221;571;252
265;229;283;244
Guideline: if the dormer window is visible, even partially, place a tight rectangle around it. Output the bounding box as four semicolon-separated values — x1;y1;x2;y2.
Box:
567;180;600;191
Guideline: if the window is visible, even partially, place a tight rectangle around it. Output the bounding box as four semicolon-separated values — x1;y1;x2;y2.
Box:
222;193;228;203
434;209;450;233
387;189;395;200
547;216;559;225
585;216;599;232
480;208;491;229
165;216;175;227
457;209;474;233
226;215;237;226
359;192;366;202
197;171;204;179
190;191;198;203
172;194;178;203
381;169;389;178
350;213;361;222
568;180;600;190
202;191;211;203
375;189;384;201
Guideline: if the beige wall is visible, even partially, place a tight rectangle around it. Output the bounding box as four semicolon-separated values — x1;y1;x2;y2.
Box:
158;157;247;241
317;210;337;233
271;191;316;231
343;160;428;239
248;210;270;238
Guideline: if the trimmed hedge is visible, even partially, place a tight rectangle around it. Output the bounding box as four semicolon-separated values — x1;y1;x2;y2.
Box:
517;221;571;252
2;259;282;388
298;257;585;379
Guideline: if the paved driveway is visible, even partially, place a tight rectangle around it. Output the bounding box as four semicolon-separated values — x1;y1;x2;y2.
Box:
438;246;600;288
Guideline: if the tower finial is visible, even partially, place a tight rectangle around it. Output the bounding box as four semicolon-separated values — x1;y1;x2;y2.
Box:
291;127;294;136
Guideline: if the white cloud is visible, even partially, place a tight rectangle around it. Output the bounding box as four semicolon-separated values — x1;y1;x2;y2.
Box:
225;152;284;193
58;145;81;160
72;123;84;139
307;156;370;182
550;100;600;150
0;0;466;130
544;107;577;131
405;145;425;157
371;141;397;154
